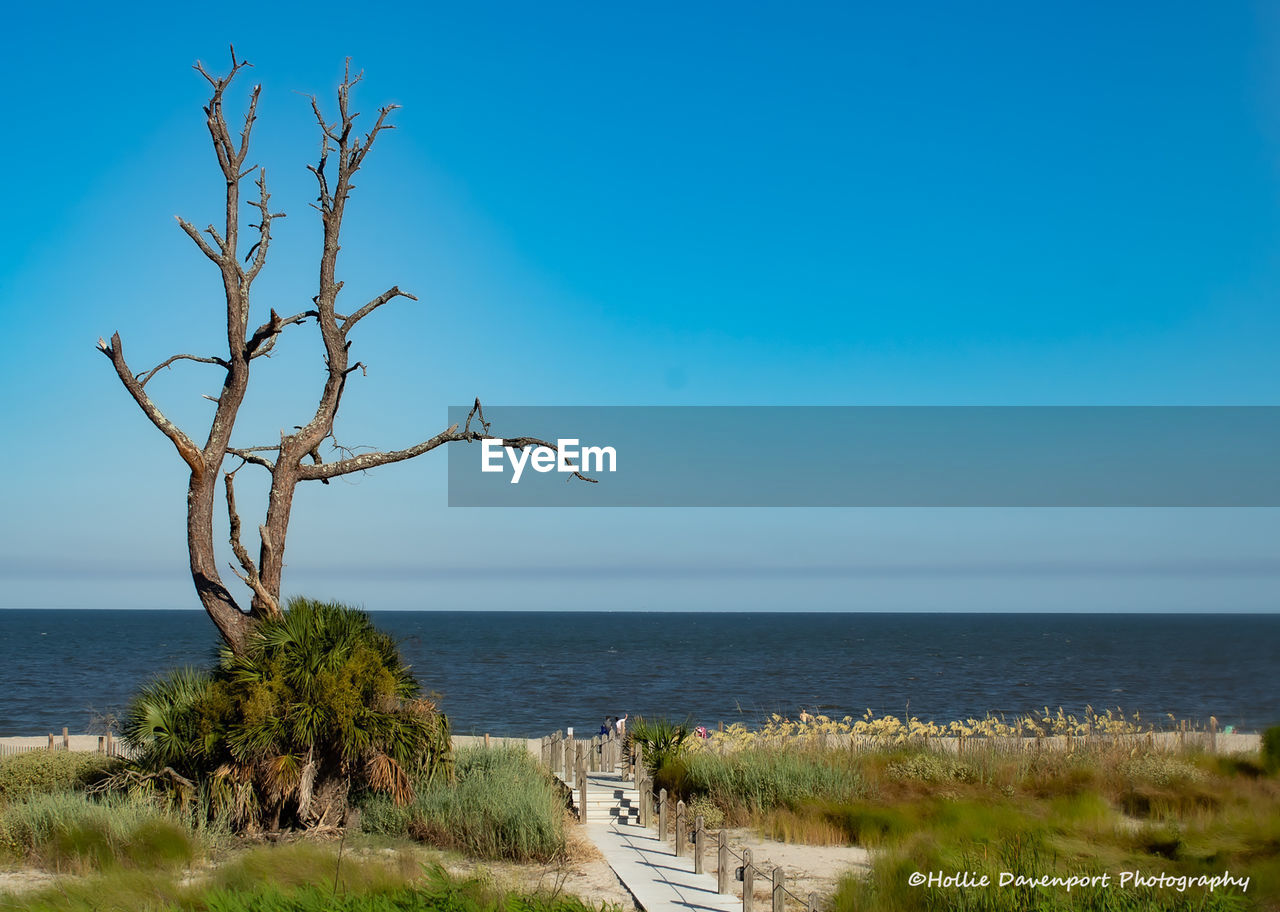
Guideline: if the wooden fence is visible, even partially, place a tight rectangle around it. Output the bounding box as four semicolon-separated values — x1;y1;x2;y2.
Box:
0;728;129;758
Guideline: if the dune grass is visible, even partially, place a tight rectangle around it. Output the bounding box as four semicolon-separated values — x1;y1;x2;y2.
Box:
657;746;865;819
655;738;1278;910
1;844;617;912
360;745;566;862
0;790;224;874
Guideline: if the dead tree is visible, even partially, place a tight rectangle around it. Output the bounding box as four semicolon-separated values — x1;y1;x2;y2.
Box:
99;51;586;654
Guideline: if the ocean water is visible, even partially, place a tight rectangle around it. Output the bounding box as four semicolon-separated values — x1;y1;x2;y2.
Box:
1;610;1277;737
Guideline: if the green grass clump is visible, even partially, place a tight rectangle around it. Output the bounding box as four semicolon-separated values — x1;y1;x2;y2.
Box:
361;746;565;862
0;791;198;873
1262;726;1280;775
194;864;615;912
667;747;863;818
0;752;121;801
1;850;620;912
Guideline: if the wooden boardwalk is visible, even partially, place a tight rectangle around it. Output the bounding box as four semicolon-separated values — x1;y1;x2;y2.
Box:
556;769;742;912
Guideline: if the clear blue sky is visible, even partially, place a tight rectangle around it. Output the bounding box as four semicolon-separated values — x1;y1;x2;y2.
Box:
1;1;1277;612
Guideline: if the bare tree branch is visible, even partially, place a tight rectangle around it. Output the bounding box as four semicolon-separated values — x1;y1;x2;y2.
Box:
244;169;285;284
226;447;277;471
176;217;224;263
245;308;318;358
98;333;205;477
295;419;598;483
342;286;417;334
136;352;230;388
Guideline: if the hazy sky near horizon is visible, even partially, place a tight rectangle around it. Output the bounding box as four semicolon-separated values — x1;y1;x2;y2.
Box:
1;2;1277;612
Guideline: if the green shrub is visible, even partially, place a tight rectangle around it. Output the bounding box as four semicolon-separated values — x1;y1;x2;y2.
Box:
0;751;121;801
885;752;978;784
686;795;724;829
630;716;691;775
1118;753;1205;787
120;597;452;830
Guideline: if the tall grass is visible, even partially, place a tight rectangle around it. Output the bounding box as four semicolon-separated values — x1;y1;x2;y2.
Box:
0;791;214;873
664;747;864;820
361;746;565;861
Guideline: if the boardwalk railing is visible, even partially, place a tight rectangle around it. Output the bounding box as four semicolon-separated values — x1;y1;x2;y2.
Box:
538;728;821;912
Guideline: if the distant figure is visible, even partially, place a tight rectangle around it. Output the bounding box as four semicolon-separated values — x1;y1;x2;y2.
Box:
615;713;628;737
603;716;617;738
799;708;813;724
695;725;709;739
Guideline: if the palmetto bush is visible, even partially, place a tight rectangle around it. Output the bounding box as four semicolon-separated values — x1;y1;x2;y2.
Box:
119;598;451;831
629;716;692;776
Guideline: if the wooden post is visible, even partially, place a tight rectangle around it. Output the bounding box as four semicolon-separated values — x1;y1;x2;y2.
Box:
717;829;730;894
1179;719;1186;751
639;777;650;828
694;815;705;874
743;848;754;912
633;744;642;788
675;799;686;857
97;735;104;753
47;733;54;750
565;733;574;783
1209;716;1218;754
772;864;785;912
541;736;549;768
577;743;587;825
105;731;113;756
659;788;668;837
62;727;69;750
484;733;490;749
589;736;598;773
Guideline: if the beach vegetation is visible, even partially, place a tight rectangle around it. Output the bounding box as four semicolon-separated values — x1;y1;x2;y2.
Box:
661;747;864;822
0;842;619;912
629;716;692;775
0;752;121;802
359;745;566;862
116;598;451;832
1262;725;1280;774
0;790;208;873
643;715;1278;909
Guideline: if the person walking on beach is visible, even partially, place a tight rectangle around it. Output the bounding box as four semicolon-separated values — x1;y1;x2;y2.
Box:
615;713;628;737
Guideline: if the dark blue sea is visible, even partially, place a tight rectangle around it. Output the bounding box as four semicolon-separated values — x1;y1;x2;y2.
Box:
1;611;1277;737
